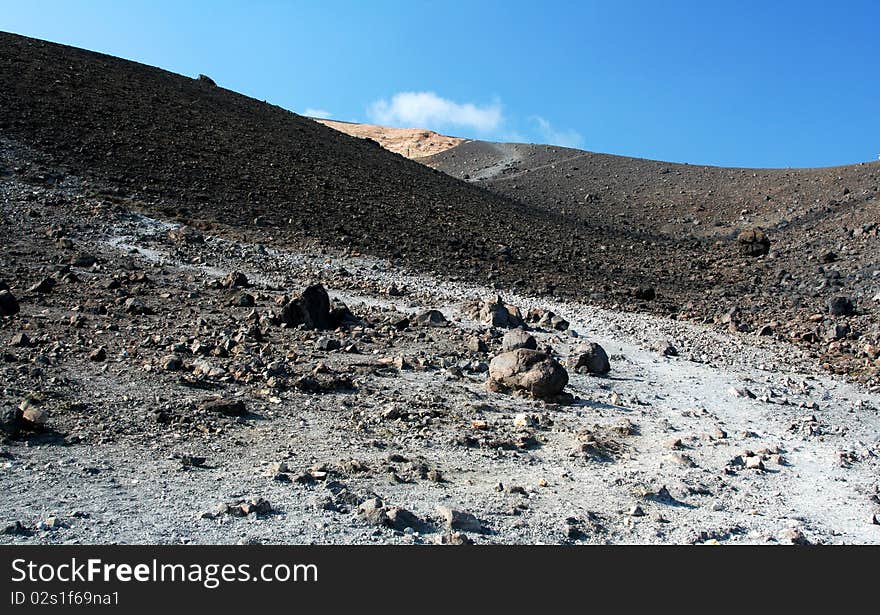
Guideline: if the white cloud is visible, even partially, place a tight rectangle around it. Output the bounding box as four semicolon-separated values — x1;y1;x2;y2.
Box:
367;91;502;133
303;108;333;119
532;116;583;149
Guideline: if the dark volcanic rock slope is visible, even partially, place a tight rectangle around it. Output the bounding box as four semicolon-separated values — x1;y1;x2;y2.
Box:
0;32;586;295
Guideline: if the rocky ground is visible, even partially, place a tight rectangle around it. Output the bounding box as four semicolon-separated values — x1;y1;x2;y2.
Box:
426;141;880;383
3;32;878;387
2;138;879;545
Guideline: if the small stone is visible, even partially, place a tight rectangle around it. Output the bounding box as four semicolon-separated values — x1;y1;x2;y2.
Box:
412;309;447;327
21;406;46;428
826;296;854;316
88;347;107;362
161;355;182;371
11;333;30;347
315;337;341;351
628;505;645;517
386;506;422;531
222;271;250;288
358;498;389;526
467;337;488;353
434;532;473;545
199;398;246;416
736;228;770;256
124;297;152;315
28;277;56;293
653;340;678;357
729;386;756;399
235;292;255;307
488;349;568;398
745;456;765;470
778;527;810;545
513;413;536;428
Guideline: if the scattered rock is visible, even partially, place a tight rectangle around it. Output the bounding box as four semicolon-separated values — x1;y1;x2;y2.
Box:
737;228;770;256
235;292;255;307
488;349;568;398
501;328;537;352
123;297;153;315
434;532;474;545
634;287;656;301
0;290;20;316
568;342;610;375
827;296;854;316
28;277;55;293
1;521;34;537
199;397;246;416
436;506;483;533
281;284;334;330
88;347;107;362
467;336;488;353
315;336;341;351
412;309;447;327
479;296;524;328
221;271;250;288
652;340;678;357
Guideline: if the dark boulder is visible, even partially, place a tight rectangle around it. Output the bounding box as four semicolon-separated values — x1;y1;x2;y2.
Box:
0;290;20;316
281;284;333;329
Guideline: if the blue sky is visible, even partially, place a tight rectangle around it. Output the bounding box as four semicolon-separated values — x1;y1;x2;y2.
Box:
3;0;879;167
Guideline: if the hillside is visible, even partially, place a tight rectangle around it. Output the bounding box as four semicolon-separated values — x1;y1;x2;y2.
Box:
426;141;880;379
1;31;878;380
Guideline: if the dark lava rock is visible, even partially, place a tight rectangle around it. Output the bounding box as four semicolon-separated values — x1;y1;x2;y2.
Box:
293;372;354;394
222;271;250;288
827;296;854;316
0;406;23;438
281;284;333;330
634;287;656;301
235;292;255;307
1;521;34;537
315;336;341;351
11;332;30;347
28;277;55;293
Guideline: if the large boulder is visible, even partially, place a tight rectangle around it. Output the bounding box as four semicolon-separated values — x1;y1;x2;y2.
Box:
281;284;333;329
488;349;568;398
568;342;610;375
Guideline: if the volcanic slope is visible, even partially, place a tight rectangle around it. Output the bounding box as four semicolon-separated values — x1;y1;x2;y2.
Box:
0;32;592;297
426;141;880;381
